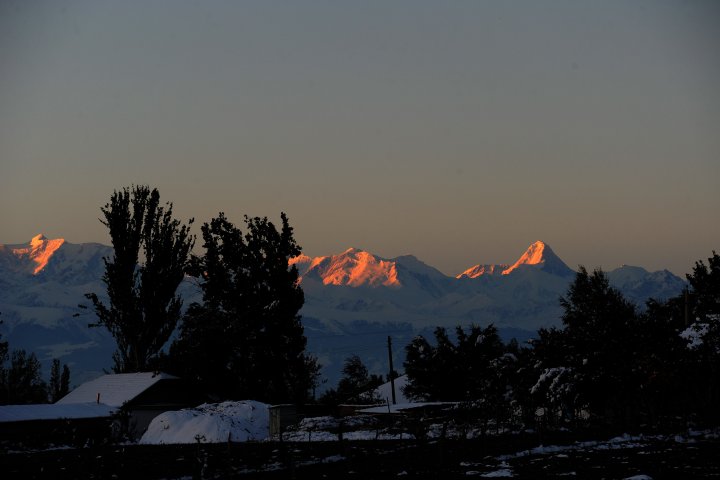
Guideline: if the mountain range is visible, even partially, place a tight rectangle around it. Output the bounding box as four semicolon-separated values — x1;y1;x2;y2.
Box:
0;235;687;388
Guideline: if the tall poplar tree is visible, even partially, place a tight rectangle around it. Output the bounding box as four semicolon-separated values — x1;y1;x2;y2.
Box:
85;186;194;373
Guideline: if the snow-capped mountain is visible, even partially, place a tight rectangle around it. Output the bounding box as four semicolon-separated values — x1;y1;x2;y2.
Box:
292;248;402;288
0;235;687;388
457;241;573;278
0;235;116;384
607;265;688;305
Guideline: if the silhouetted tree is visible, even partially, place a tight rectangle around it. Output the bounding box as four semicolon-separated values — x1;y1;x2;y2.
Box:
49;359;61;402
403;329;448;401
170;212;319;403
321;355;383;405
404;324;506;403
3;350;47;405
85;186;194;372
0;319;8;403
635;297;690;423
677;251;720;422
0;320;48;405
534;267;641;426
60;364;71;399
49;359;71;402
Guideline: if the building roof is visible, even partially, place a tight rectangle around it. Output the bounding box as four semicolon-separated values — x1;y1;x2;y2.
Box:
373;374;410;404
0;403;114;423
56;372;178;408
359;401;458;415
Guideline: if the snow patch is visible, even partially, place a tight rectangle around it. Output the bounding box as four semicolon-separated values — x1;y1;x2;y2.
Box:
140;401;270;444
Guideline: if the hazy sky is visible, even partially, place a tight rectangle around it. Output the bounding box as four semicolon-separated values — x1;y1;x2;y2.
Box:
1;0;718;276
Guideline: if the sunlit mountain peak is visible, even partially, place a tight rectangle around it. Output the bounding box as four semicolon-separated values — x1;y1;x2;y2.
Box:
501;241;573;276
30;233;48;247
458;241;573;278
295;248;402;288
502;240;549;275
12;234;66;275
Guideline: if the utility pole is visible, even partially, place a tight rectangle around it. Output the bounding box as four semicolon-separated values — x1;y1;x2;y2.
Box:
387;336;397;405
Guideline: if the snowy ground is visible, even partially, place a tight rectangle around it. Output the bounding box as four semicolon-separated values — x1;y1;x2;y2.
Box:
5;400;720;477
3;428;719;479
139;400;491;444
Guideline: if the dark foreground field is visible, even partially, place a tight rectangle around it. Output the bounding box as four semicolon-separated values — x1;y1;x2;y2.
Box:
2;432;719;479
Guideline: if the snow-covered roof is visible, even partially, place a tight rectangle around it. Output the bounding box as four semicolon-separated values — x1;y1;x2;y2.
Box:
373;374;410;404
359;402;458;414
56;372;178;408
0;403;114;423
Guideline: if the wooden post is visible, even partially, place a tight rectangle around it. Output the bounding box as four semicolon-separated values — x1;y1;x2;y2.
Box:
388;336;397;405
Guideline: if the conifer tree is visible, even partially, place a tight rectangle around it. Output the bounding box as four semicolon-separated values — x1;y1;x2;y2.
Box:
49;359;61;402
0;320;8;404
404;325;506;403
49;359;71;402
5;350;47;404
679;251;720;422
85;186;194;373
60;364;71;399
555;267;640;424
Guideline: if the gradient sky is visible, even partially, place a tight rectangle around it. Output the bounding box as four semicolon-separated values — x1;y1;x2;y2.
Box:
1;0;718;277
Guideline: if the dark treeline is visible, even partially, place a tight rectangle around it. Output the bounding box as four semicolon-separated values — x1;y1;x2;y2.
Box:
402;252;720;431
0;323;70;405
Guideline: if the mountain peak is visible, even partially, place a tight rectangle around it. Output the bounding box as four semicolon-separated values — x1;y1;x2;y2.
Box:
502;240;548;275
31;233;48;246
298;248;401;288
13;234;66;274
458;241;573;279
502;241;572;276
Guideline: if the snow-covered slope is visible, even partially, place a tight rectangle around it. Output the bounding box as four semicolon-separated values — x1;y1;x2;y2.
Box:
457;263;508;278
0;236;116;384
607;265;687;305
0;235;686;389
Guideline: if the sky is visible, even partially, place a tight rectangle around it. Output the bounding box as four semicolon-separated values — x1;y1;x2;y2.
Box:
1;0;718;277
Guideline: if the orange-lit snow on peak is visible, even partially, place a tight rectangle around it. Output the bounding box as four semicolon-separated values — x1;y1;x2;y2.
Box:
456;264;507;279
290;253;329;277
12;234;65;274
289;254;311;265
289;253;313;271
323;249;400;287
502;241;547;275
297;248;402;288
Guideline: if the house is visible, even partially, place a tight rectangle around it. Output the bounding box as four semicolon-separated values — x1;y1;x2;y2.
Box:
0;372;199;444
56;372;198;438
0;402;115;446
